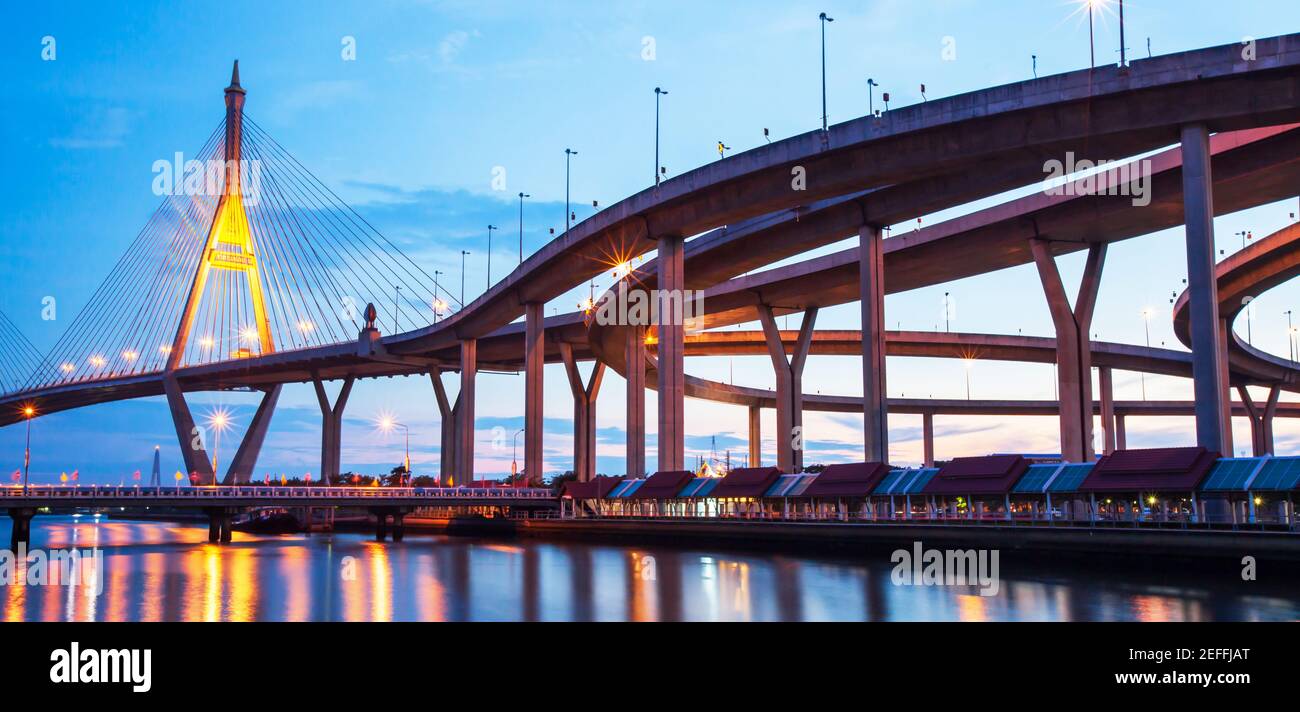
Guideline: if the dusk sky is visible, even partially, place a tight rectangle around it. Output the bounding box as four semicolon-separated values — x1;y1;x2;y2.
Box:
2;0;1298;483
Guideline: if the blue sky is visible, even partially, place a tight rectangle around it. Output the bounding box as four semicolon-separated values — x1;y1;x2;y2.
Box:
1;1;1298;483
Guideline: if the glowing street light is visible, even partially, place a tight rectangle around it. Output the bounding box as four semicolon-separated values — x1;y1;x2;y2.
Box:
21;404;35;495
377;413;410;485
205;407;233;485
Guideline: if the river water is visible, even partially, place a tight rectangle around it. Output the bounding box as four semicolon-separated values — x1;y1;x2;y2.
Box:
1;516;1295;621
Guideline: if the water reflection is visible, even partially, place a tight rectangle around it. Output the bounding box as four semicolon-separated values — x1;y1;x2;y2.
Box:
0;516;1295;622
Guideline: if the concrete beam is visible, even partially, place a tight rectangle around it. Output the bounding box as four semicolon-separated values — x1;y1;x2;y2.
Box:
222;384;281;484
1181;123;1229;453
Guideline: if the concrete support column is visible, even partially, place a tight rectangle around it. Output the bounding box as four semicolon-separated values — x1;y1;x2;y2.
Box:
312;374;355;485
859;225;889;463
8;508;34;551
1115;414;1127;450
656;234;686;472
1181;123;1229;453
1220;319;1234;455
757;305;819;472
922;412;935;468
747;405;762;467
1098;366;1116;455
457;339;478;486
430;367;457;485
1238;385;1281;456
625;325;646;477
1030;239;1106;462
163;374;215;485
222;385;282;484
560;342;606;482
523;302;545;484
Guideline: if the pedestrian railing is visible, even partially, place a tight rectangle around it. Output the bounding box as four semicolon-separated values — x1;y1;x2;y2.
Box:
0;484;555;500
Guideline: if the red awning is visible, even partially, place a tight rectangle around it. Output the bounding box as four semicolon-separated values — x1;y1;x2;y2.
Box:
562;475;624;499
630;470;695;499
924;454;1029;496
1079;447;1217;493
802;462;891;497
712;467;782;498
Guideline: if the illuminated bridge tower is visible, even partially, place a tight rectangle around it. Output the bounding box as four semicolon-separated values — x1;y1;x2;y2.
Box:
163;61;282;486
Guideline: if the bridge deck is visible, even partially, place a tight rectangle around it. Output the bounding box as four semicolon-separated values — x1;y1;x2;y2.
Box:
0;485;558;510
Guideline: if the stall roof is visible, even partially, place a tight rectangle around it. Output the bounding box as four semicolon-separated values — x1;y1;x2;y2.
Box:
631;470;695;499
609;480;645;498
764;474;818;497
1078;447;1216;493
802;462;891;497
873;468;939;495
562;475;624;500
712;467;783;498
1249;457;1300;491
678;477;721;498
1047;463;1095;493
1200;458;1262;491
1012;464;1062;494
924;455;1029;496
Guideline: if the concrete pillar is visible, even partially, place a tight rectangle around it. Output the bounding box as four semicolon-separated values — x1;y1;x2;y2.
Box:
312;374;354;485
561;342;606;482
656;234;686;472
1220;319;1234;455
222;385;282;484
1116;414;1127;450
1030;239;1106;462
859;225;889;463
625;325;646;477
162;374;216;485
1239;385;1281;456
8;508;34;551
747;405;762;467
1098;366;1116;455
922;412;935;467
456;339;477;486
1181;123;1228;453
392;511;406;542
757;305;818;472
430;368;456;485
523;302;545;483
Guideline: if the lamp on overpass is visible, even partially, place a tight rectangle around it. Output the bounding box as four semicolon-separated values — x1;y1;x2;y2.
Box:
486;225;498;289
867;78;879;116
654;87;668;186
517;193;530;264
460;250;471;306
1140;307;1155;399
564;148;578;233
818;12;834;132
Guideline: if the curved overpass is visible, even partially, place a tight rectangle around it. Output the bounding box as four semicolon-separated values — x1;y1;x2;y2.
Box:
1;35;1298;480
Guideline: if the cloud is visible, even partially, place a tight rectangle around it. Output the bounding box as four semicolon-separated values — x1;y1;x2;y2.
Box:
438;30;480;64
49;106;131;150
264;80;360;124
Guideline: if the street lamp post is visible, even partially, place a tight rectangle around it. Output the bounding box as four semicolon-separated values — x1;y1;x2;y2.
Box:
512;427;524;488
1141;308;1154;399
1118;0;1127;66
867;78;879;116
433;270;442;321
1288;310;1295;361
654;87;668;186
21;406;34;496
517;192;530;264
486;224;498;289
819;13;834;132
565;148;578;233
460;250;470;306
1088;0;1095;69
